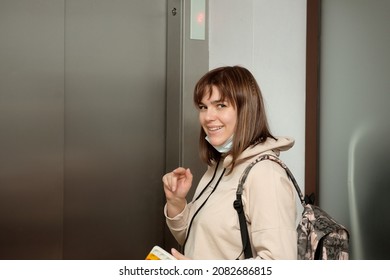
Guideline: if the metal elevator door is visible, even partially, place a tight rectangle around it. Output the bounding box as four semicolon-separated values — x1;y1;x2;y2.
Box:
319;0;390;259
0;0;167;259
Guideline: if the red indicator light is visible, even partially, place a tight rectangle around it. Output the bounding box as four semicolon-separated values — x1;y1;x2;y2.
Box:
197;12;205;24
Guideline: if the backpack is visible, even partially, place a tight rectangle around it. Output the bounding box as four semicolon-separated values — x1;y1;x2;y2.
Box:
234;154;350;260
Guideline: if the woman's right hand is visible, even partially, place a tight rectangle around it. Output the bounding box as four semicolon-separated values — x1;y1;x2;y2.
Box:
162;167;193;217
171;248;191;260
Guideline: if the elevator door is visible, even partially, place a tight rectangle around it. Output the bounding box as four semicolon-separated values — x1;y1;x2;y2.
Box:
0;0;167;259
319;0;390;259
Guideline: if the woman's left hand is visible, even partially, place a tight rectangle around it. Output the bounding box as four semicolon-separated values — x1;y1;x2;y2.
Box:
171;248;191;260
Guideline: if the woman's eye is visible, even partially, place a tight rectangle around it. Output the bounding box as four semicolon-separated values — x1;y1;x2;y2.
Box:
217;103;227;108
198;104;207;110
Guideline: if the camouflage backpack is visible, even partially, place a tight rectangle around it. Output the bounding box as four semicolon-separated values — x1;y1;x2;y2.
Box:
234;154;350;260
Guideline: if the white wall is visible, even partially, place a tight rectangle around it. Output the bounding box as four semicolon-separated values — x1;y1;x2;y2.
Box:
209;0;307;190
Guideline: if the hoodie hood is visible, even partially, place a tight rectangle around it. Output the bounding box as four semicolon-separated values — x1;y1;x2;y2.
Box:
222;136;295;168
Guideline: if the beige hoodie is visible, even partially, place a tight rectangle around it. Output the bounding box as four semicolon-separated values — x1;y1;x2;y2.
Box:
165;137;297;259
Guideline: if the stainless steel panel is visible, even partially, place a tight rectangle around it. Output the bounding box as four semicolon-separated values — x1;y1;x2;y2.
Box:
165;0;183;251
63;0;167;259
164;0;209;251
0;0;168;260
0;0;65;259
166;0;183;173
182;0;208;185
348;119;390;259
166;0;208;188
319;0;390;259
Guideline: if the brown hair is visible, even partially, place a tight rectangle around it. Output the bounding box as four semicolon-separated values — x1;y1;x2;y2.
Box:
193;65;275;172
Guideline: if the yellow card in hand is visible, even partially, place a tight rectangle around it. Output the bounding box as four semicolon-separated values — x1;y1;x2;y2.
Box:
145;246;176;260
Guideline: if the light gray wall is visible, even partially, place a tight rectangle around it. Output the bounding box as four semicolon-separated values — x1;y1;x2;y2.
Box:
208;0;307;192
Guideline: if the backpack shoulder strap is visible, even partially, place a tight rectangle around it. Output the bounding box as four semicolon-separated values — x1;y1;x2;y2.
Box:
234;154;307;259
237;154;306;204
234;155;269;259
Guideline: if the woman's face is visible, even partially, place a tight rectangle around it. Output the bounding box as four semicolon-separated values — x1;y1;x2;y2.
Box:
198;86;237;147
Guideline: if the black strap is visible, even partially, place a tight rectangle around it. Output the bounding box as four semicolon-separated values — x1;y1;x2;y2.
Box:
235;154;305;259
233;193;253;258
182;167;226;254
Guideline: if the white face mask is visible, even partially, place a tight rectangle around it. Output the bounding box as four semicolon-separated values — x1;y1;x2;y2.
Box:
205;135;234;153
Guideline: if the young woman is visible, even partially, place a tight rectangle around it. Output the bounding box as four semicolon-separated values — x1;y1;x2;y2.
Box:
162;66;297;259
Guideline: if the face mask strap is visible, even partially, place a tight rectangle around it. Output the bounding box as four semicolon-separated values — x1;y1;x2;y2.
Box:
205;135;234;153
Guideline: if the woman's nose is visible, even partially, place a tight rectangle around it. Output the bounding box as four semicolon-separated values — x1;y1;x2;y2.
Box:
204;108;217;120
